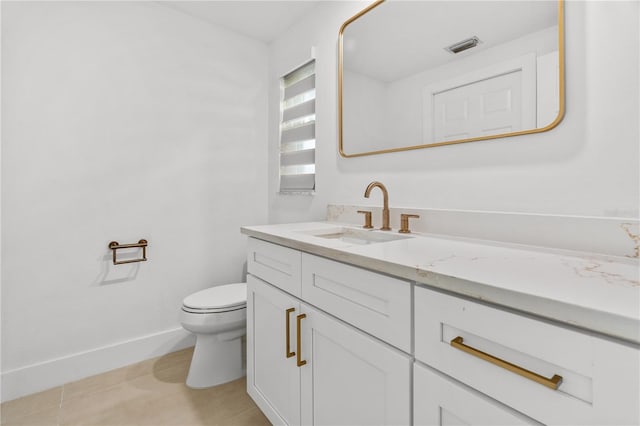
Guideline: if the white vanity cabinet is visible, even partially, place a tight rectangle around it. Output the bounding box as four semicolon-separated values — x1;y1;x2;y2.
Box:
414;286;640;426
246;238;412;426
244;229;639;426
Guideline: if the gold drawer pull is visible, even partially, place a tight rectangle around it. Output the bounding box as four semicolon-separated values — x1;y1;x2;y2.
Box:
296;314;307;367
450;336;563;390
285;308;295;359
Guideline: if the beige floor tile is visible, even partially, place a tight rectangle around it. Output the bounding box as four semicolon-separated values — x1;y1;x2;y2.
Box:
0;405;59;426
58;385;139;425
151;348;194;376
180;379;257;424
216;407;271;426
0;387;62;424
5;348;267;426
59;375;185;425
63;365;139;402
114;391;206;426
58;378;253;426
148;356;192;386
127;366;194;397
63;347;195;402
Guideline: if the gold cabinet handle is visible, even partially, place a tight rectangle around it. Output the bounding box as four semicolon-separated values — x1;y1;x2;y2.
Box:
296;314;307;367
450;336;563;390
285;308;295;359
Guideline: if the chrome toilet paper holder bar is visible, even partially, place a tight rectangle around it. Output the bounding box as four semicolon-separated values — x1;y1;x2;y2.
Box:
108;239;148;265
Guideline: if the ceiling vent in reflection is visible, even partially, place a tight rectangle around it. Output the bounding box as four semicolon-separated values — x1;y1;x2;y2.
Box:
445;36;481;54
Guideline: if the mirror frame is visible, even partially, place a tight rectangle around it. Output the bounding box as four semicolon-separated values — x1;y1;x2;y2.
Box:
338;0;565;158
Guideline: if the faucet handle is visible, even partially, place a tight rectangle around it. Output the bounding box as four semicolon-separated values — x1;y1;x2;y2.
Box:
357;210;374;229
399;214;420;234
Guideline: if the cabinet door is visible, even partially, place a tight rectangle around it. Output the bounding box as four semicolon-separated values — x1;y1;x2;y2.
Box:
247;275;300;425
414;362;538;426
300;304;411;426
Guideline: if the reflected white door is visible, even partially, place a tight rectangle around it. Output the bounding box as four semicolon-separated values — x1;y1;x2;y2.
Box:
424;53;536;144
433;70;525;142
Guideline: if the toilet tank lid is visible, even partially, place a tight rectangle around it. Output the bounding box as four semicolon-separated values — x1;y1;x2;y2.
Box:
183;283;247;310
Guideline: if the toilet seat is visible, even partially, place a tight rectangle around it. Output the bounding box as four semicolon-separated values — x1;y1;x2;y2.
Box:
182;305;246;314
182;283;247;314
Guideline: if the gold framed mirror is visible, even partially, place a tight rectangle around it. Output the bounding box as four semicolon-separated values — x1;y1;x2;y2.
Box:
338;0;565;158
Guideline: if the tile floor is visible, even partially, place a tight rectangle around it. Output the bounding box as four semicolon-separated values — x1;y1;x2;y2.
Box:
0;347;270;426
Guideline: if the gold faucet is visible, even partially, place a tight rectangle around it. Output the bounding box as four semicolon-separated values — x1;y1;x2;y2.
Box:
364;181;391;231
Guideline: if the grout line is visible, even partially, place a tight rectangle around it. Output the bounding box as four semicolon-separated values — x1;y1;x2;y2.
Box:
57;385;65;426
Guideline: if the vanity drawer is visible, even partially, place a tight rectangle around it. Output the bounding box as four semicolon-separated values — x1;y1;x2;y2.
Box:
415;286;640;425
247;238;302;297
414;362;536;426
301;253;411;352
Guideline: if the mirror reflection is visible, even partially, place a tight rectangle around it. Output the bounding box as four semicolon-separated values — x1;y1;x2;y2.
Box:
339;0;564;157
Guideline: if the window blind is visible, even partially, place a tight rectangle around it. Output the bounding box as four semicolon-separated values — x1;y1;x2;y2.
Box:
279;60;316;193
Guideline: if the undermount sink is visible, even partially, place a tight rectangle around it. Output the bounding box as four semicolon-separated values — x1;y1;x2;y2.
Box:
296;227;412;245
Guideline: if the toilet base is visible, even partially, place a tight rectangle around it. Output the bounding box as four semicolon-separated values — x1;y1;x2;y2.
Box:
186;334;245;389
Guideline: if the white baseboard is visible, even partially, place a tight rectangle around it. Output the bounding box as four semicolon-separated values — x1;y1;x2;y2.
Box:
1;327;195;403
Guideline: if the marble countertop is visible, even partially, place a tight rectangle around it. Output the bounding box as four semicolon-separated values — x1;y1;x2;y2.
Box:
241;222;640;345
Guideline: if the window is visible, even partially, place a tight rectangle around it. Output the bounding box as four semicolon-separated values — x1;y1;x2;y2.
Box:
279;60;316;193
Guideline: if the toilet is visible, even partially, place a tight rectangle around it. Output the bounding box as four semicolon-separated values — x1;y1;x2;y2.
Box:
180;283;247;389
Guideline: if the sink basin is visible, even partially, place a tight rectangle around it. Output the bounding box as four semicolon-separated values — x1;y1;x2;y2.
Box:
296;227;411;245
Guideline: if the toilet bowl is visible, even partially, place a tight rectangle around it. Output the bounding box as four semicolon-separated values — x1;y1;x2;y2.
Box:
180;283;247;389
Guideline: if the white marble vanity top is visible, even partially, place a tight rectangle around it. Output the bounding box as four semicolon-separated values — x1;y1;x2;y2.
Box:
241;222;640;345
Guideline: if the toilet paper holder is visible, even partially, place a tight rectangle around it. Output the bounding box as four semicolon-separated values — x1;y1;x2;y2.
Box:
108;239;148;265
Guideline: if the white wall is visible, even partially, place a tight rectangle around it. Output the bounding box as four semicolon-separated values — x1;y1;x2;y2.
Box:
1;1;268;400
268;1;639;222
343;69;388;152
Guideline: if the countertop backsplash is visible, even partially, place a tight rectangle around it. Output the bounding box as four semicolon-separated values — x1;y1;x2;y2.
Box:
327;204;639;260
